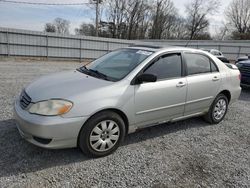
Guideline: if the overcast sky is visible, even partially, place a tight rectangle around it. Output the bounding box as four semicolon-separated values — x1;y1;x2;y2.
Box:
0;0;232;36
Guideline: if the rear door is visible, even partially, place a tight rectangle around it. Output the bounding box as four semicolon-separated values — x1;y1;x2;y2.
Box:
183;52;221;115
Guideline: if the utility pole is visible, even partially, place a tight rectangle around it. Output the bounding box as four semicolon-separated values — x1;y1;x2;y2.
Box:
95;0;99;37
93;0;101;37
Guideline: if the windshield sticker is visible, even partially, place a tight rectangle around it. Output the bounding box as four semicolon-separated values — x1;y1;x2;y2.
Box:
136;50;153;56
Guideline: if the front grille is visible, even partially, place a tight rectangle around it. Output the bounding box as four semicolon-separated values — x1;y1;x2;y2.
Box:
20;90;32;109
239;65;250;74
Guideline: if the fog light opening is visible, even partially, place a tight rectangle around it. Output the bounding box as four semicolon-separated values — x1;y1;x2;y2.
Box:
33;136;52;145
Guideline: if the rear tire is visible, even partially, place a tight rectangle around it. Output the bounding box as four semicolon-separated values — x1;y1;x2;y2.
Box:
204;94;228;124
78;111;125;157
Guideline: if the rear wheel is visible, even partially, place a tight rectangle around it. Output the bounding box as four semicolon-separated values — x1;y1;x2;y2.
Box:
78;111;125;157
204;94;228;124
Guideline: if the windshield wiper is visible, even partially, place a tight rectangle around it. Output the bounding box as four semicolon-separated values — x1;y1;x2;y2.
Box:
77;66;111;81
88;69;109;80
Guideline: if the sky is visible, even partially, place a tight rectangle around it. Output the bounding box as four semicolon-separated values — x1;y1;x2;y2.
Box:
0;0;232;36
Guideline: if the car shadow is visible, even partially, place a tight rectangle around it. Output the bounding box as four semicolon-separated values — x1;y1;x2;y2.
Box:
123;117;210;146
0;117;210;178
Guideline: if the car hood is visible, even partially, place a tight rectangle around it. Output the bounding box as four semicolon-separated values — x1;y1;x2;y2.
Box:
25;70;112;102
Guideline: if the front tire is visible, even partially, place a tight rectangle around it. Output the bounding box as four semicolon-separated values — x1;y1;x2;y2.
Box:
78;111;125;157
204;94;228;124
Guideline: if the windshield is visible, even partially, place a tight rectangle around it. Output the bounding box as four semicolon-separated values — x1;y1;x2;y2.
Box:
79;48;153;81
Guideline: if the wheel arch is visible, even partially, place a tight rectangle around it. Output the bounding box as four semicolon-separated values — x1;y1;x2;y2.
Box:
77;108;129;146
219;90;231;103
103;108;129;135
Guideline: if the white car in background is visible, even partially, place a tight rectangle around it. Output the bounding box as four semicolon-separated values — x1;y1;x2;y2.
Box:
202;49;230;63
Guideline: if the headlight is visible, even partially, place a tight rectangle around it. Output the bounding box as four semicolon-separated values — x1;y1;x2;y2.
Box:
28;99;73;116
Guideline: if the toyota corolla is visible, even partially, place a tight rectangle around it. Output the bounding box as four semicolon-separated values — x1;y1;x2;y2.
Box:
14;45;241;157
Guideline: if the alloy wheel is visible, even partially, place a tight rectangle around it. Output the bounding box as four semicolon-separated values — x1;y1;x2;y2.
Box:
213;99;227;121
89;120;120;152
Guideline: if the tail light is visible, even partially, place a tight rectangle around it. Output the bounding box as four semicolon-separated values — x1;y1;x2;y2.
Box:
238;73;241;80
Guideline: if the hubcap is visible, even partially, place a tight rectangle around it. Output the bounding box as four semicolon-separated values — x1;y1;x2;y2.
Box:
213;99;227;121
89;120;120;152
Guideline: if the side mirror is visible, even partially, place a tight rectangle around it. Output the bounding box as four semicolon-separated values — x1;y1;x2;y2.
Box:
135;73;157;84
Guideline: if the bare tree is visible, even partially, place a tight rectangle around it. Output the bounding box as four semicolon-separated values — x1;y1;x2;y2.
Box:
170;16;189;39
75;23;96;36
125;0;150;39
97;0;220;40
53;18;70;34
44;18;70;34
44;23;56;33
213;23;230;40
185;0;220;40
105;0;150;39
137;9;151;39
106;0;127;38
149;0;176;39
226;0;250;39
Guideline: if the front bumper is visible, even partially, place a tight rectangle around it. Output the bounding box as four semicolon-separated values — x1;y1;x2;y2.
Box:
14;99;89;149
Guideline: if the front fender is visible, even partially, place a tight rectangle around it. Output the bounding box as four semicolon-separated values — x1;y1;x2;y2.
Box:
62;83;135;125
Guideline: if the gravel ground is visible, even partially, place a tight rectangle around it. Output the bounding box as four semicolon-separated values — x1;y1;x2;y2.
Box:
0;60;249;188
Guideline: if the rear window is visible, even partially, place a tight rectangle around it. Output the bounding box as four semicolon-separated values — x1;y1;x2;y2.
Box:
184;53;218;75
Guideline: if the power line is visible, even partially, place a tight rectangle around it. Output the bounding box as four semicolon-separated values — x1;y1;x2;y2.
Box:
0;0;93;6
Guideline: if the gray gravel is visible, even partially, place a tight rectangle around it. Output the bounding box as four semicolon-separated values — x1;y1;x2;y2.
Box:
0;60;249;188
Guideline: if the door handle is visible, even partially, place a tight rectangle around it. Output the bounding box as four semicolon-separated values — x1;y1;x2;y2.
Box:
212;76;220;81
176;81;186;87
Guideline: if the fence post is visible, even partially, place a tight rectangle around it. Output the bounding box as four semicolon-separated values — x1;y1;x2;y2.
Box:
46;34;48;60
6;31;10;57
238;46;241;58
107;41;110;53
80;38;82;63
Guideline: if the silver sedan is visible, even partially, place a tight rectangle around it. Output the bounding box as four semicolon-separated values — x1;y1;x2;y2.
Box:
14;46;241;157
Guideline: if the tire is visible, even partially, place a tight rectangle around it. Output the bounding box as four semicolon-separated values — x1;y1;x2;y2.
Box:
78;111;126;157
204;94;228;124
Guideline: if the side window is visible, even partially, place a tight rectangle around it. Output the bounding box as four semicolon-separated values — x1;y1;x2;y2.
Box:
185;53;211;75
144;53;182;80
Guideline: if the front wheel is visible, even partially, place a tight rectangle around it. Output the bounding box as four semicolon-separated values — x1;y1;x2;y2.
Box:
204;94;228;124
78;111;125;157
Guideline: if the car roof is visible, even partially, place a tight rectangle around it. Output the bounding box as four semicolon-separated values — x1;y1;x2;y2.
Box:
126;45;205;53
126;45;164;52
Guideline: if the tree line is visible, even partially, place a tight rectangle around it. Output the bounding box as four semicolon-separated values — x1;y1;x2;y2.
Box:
44;0;250;40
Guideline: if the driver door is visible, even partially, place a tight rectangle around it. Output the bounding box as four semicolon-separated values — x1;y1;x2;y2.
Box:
134;53;187;127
